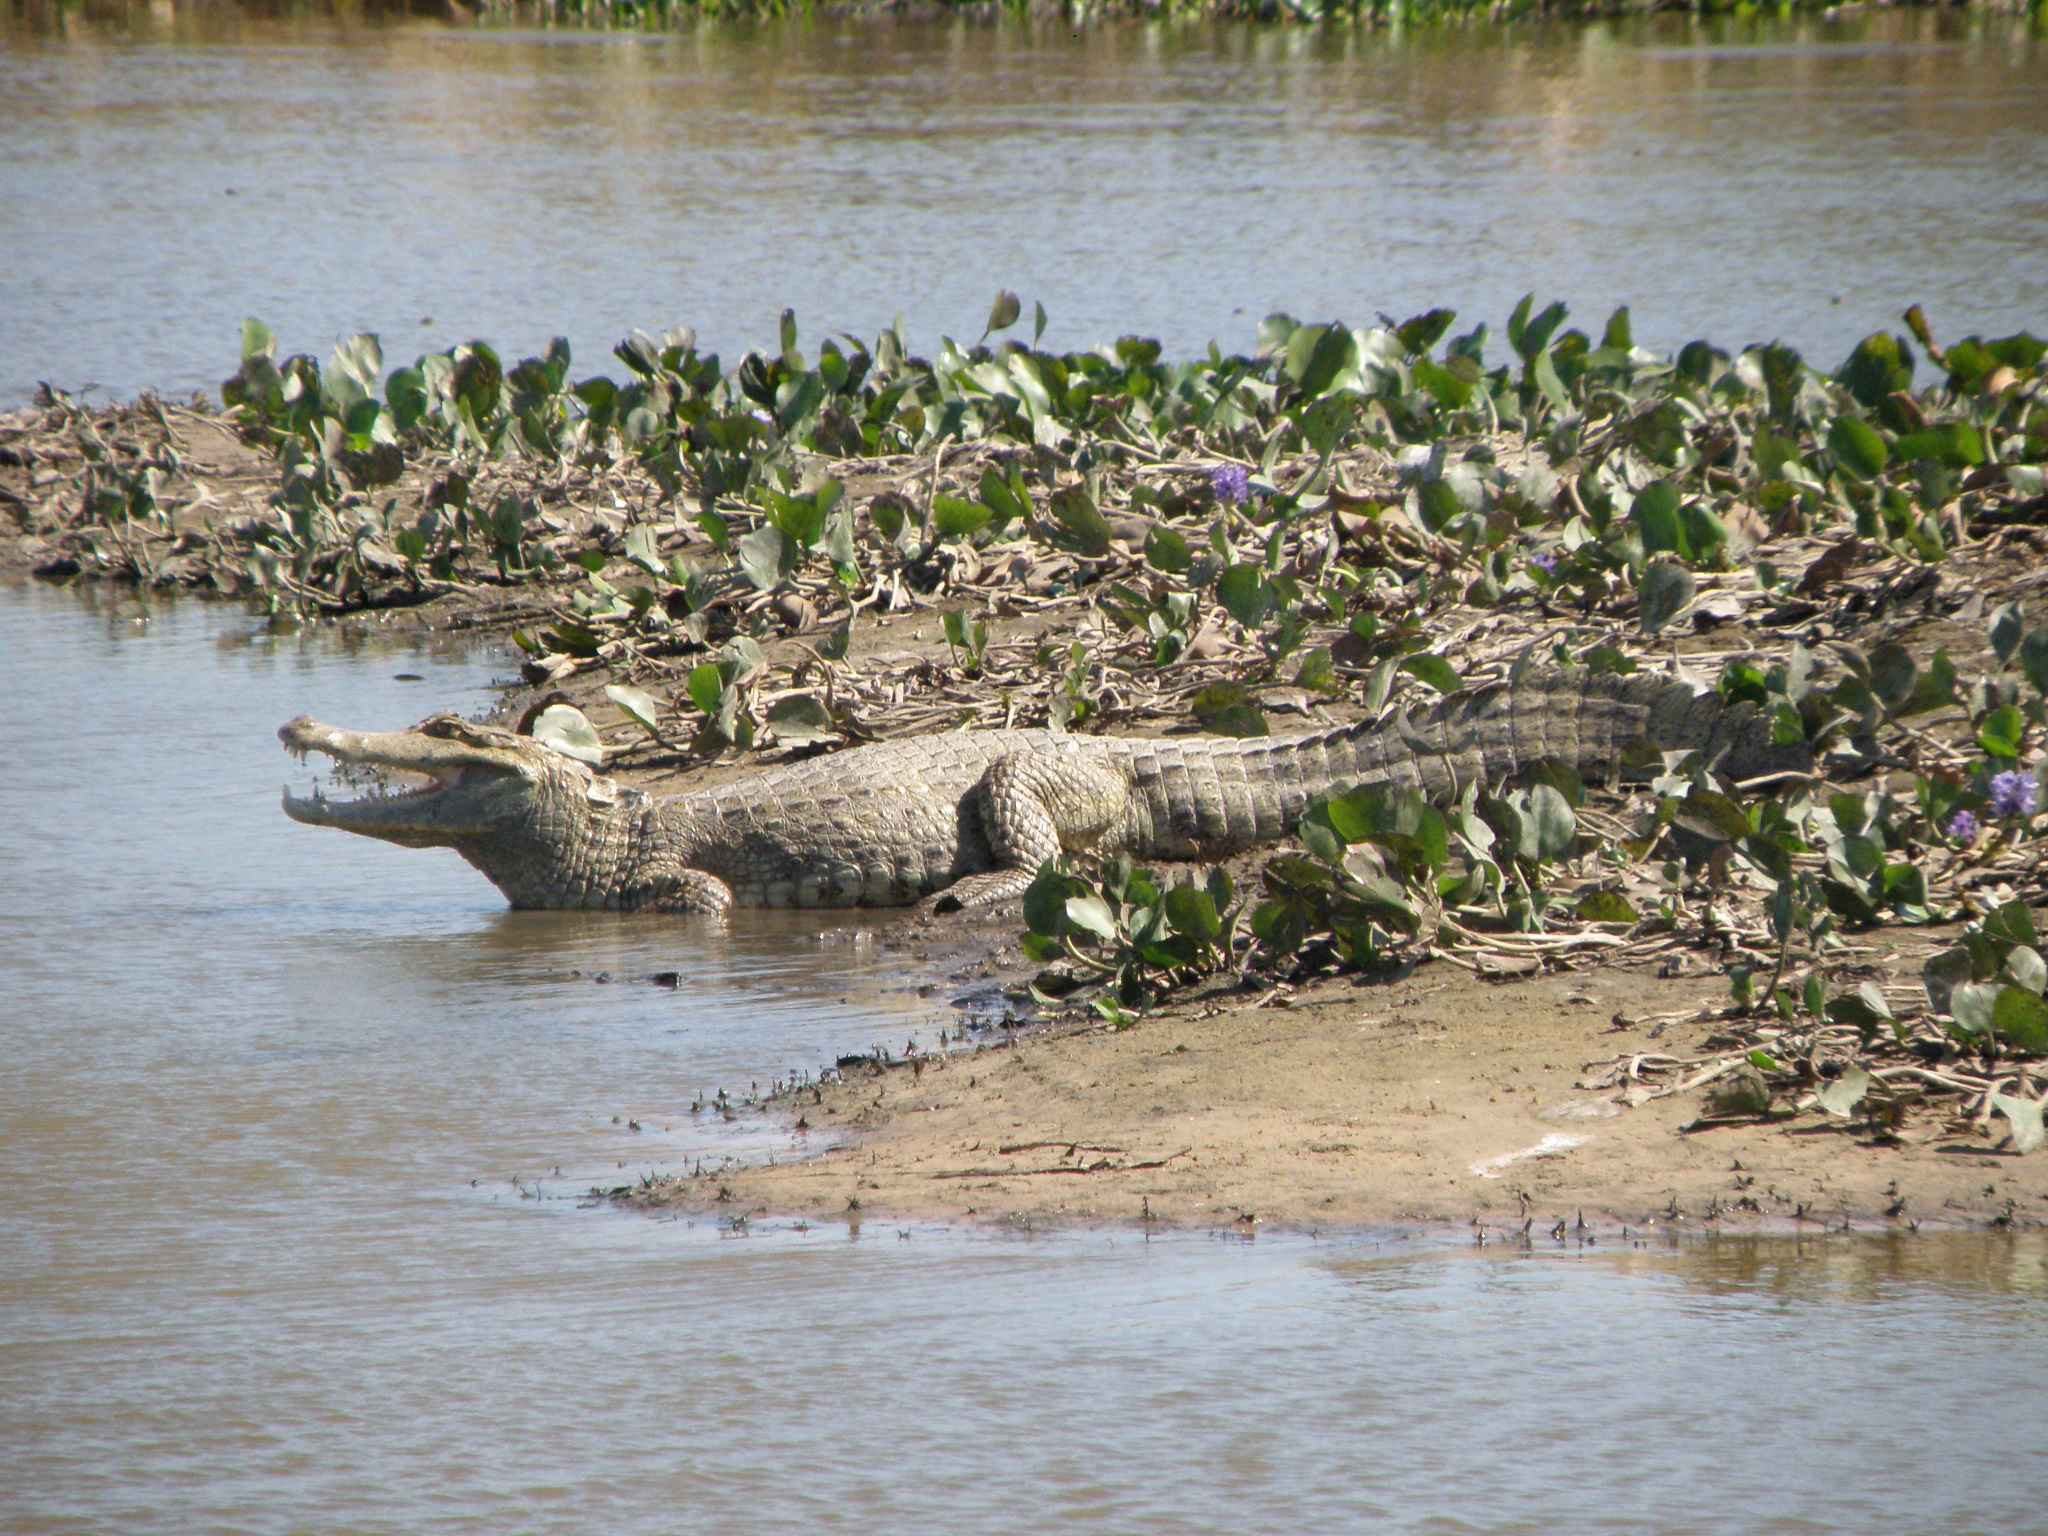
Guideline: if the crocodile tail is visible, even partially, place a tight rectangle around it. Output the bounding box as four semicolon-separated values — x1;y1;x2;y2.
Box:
1118;667;1810;859
1373;666;1812;793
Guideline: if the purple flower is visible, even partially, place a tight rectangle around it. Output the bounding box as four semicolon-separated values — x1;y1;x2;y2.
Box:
1989;770;2039;818
1209;464;1251;506
1531;550;1561;575
1946;809;1980;844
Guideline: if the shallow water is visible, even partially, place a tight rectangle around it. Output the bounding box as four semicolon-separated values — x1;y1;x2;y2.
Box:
3;581;2046;1531
2;9;2043;407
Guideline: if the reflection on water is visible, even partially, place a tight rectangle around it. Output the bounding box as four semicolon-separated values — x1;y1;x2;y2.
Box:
3;581;2046;1531
1;8;2042;406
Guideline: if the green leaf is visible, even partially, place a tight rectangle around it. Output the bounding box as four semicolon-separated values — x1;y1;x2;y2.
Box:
453;343;504;423
1952;981;2002;1037
1286;323;1355;399
1704;1066;1773;1118
1046;487;1112;558
2003;944;2044;995
1163;884;1223;944
1828;416;1889;480
984;289;1022;338
543;621;601;658
720;638;770;684
1676;340;1721;387
1638;561;1696;637
1574;889;1637;924
604;683;664;737
941;609;985;663
1191;681;1268;738
622;526;663;577
240;316;276;363
1674;788;1750;842
1754;426;1801;480
767;487;830;549
2019;631;2048;698
1892;422;1984;468
1065;894;1120;942
1825;984;1893;1029
1320;791;1375;847
1868;640;1919;709
816;617;851;663
1759;343;1806;425
1395;308;1457;357
1803;973;1830;1018
686;663;725;718
1992;986;2048;1052
529;703;604;766
1985;900;2039;948
1345;874;1420;938
1021;865;1074;936
1144;525;1192;575
1992;1093;2045;1154
1300;819;1346;865
1632;480;1686;554
1508;295;1567;362
694;509;732;554
1217;564;1272;629
1835;332;1914;408
1816;1066;1872;1118
1529;783;1577;861
1822;877;1881;925
1249;897;1306;956
1924;947;1973;1015
1294;647;1338;695
1979;705;2025;760
1413;357;1475;409
765;694;836;746
933;494;992;541
1398;654;1462;695
333;332;383;394
979;468;1032;533
736;524;790;592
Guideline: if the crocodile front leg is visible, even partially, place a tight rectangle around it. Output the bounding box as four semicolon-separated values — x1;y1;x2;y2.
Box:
937;749;1132;908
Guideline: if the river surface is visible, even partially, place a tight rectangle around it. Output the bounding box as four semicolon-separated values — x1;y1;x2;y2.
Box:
4;580;2048;1530
2;8;2044;407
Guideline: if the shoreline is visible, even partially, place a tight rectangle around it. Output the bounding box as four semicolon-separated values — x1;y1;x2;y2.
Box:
9;303;2047;1235
618;930;2045;1237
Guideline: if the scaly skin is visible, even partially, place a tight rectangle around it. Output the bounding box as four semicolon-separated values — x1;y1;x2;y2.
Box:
278;667;1809;913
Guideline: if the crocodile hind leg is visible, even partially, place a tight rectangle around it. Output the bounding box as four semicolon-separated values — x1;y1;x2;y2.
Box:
935;749;1132;908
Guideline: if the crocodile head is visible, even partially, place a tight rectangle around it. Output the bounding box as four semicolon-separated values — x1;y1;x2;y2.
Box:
279;713;610;851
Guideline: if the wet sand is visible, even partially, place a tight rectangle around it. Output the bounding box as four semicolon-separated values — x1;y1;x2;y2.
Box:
628;931;2046;1235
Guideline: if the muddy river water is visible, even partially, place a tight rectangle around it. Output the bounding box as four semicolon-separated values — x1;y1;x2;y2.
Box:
5;9;2048;1522
2;8;2045;407
3;585;2047;1529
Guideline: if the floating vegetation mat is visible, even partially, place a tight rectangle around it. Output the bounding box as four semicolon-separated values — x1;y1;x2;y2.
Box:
6;292;2046;1153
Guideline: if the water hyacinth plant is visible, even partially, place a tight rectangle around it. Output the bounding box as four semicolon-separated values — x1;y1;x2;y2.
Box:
11;288;2048;1145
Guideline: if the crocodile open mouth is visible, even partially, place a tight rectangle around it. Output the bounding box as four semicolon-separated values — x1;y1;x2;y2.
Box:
280;747;460;818
274;715;517;838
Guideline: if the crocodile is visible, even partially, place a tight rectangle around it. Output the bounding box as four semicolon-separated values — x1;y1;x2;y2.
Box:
278;667;1808;914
